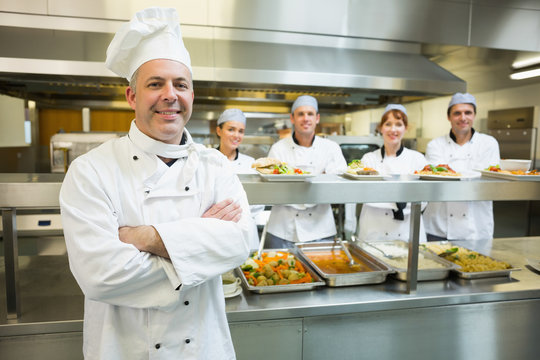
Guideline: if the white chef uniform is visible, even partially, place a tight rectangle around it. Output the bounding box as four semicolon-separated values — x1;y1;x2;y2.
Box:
227;149;263;249
231;151;256;174
266;135;347;242
357;147;428;242
60;122;251;360
423;130;500;248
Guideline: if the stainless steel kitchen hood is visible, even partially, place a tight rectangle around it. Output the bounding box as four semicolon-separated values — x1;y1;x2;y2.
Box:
0;26;466;110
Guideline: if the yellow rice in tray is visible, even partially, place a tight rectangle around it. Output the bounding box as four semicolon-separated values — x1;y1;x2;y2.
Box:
423;243;512;272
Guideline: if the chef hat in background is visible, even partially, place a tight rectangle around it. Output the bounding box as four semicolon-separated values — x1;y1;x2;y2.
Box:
105;7;192;81
217;109;246;126
291;95;318;114
448;92;477;112
384;104;407;116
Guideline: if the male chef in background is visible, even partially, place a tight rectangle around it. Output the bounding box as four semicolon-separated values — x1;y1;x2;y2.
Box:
265;95;347;248
59;7;250;360
423;92;500;253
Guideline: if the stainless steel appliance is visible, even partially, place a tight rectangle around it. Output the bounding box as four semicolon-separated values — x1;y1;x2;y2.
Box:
324;135;384;164
487;107;539;237
50;132;123;173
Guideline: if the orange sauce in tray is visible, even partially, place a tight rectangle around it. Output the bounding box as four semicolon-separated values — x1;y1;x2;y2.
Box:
305;249;374;274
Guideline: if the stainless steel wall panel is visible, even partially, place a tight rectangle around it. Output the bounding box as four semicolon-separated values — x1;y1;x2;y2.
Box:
471;3;540;51
46;0;208;24
302;300;540;360
229;319;303;360
208;0;349;36
347;0;471;45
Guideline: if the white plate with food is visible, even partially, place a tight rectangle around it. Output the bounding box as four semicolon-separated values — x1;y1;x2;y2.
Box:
258;173;315;182
417;171;480;181
340;172;387;181
479;169;540;181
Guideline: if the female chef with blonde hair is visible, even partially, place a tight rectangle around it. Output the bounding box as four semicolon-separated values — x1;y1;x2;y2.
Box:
216;108;262;249
357;104;428;242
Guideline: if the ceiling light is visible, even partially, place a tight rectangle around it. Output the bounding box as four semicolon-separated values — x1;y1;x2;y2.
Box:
512;56;540;69
510;67;540;80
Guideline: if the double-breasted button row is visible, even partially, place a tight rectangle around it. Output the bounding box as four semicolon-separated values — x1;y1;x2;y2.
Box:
155;337;191;349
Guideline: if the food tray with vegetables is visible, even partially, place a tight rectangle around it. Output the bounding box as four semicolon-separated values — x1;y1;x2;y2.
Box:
296;241;394;287
421;241;520;279
358;240;459;281
238;249;326;294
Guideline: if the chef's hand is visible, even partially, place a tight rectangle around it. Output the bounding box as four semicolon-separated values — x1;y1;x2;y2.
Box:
119;225;169;259
202;198;242;222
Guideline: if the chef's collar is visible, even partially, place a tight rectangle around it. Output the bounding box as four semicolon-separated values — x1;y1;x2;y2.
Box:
380;144;404;159
449;128;475;143
128;120;193;159
216;146;239;160
292;131;315;146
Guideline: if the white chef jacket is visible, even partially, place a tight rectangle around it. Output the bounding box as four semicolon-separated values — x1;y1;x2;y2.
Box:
423;130;500;242
266;135;347;242
356;147;428;242
60;122;251;360
231;152;257;174
228;150;263;249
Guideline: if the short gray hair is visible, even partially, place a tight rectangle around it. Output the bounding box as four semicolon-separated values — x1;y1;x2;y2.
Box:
129;68;139;93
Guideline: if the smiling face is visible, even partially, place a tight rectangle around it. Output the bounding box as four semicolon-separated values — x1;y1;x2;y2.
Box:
126;59;194;144
448;103;475;137
216;120;246;153
290;105;320;138
380;111;407;147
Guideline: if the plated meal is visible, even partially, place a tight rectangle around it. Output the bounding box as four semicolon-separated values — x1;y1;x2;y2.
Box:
479;165;540;181
345;159;379;175
341;159;386;180
485;165;539;176
252;157;308;175
415;164;461;177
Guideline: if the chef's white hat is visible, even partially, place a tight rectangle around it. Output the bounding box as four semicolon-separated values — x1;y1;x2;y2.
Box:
291;95;318;114
384;104;407;116
217;109;246;126
105;7;192;81
448;92;476;112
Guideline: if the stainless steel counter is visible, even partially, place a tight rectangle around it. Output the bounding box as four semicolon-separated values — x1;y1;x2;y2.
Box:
1;237;539;360
225;236;540;322
2;173;540;319
3;173;540;207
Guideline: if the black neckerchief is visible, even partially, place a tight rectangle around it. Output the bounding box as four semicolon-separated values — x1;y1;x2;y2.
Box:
449;128;475;143
380;144;406;220
216;146;239;160
165;133;188;167
292;131;315;146
380;144;404;159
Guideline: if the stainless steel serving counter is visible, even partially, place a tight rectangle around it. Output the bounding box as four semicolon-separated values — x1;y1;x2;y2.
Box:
2;173;540;207
225;237;540;321
1;174;540;359
1;237;539;360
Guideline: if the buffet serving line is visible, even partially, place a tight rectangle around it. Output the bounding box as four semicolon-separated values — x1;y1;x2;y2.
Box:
1;173;540;359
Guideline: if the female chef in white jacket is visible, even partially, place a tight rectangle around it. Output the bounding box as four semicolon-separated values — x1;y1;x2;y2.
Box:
216;108;257;174
357;104;428;242
216;108;262;249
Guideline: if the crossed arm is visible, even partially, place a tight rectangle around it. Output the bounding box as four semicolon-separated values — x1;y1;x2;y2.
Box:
118;198;242;258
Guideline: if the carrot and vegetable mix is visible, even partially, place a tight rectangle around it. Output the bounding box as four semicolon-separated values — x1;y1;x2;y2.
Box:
241;251;314;286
